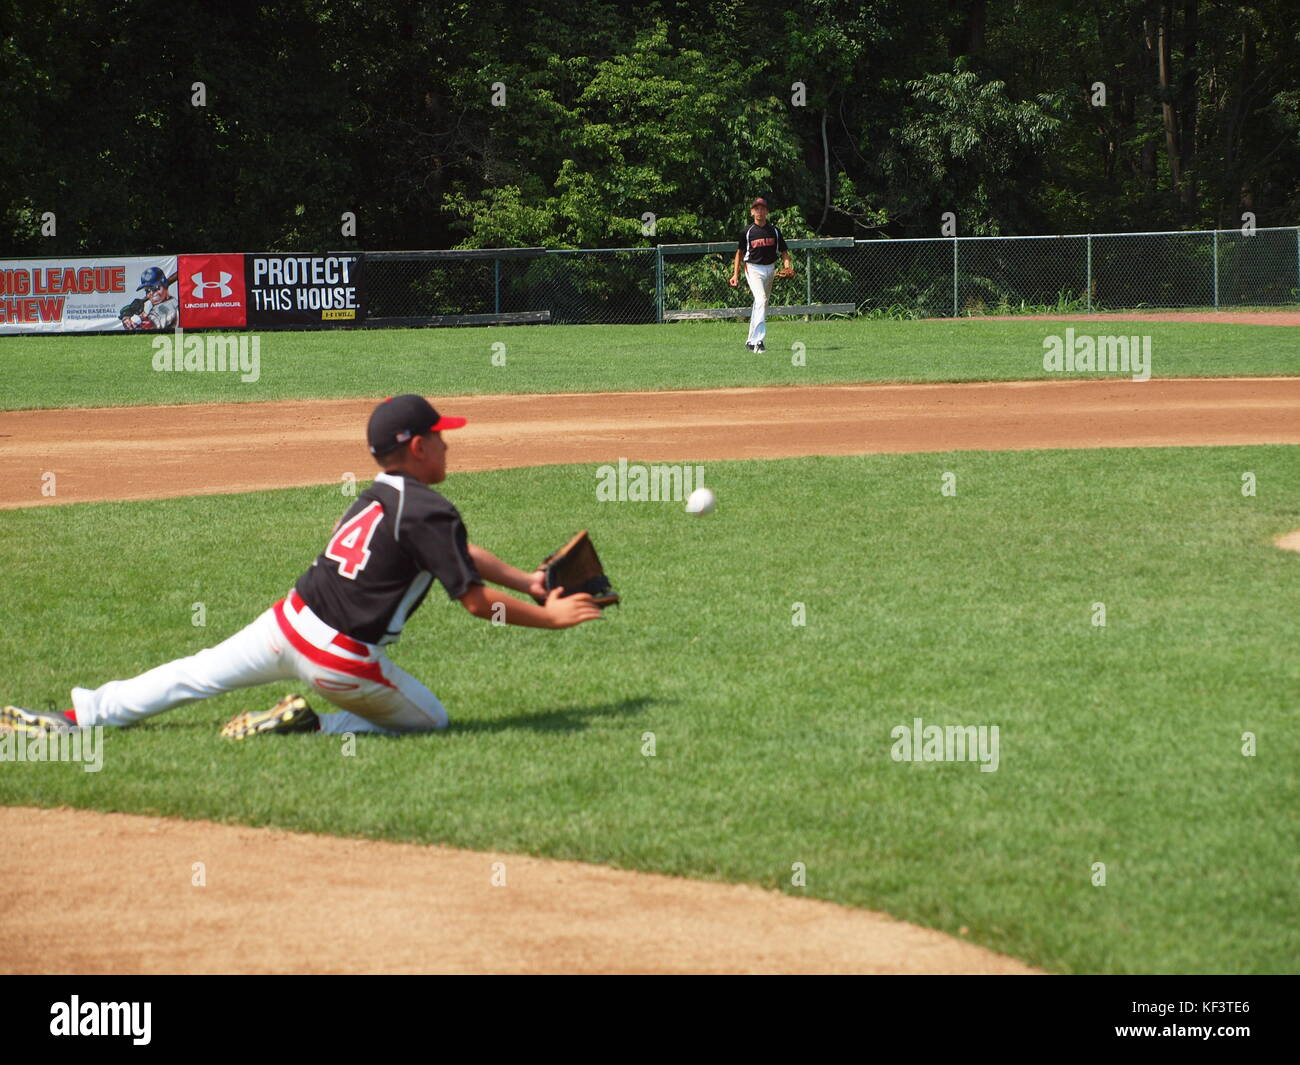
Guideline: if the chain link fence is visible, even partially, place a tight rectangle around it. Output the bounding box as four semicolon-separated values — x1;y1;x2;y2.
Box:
365;227;1299;326
367;248;656;325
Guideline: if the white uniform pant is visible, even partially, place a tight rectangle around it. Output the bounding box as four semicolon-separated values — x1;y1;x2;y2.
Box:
745;262;776;345
71;606;448;736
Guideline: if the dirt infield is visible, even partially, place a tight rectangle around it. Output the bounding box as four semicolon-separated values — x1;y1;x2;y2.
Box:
0;807;1040;975
967;310;1300;326
3;377;1299;509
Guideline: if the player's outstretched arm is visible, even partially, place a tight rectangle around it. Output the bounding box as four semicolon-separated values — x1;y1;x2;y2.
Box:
459;584;602;629
468;542;545;598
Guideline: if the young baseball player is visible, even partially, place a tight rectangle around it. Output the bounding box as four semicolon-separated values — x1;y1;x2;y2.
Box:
728;197;793;353
1;395;604;739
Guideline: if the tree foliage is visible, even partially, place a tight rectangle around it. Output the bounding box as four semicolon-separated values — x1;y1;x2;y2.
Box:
1;0;1295;256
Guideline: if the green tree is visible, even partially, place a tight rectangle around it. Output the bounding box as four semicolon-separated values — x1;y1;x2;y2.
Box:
882;61;1065;236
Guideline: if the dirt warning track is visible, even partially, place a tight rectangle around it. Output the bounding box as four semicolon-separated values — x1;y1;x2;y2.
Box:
2;377;1297;509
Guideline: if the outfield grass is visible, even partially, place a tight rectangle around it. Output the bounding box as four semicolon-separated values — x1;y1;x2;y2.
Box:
2;446;1297;973
1;317;1295;410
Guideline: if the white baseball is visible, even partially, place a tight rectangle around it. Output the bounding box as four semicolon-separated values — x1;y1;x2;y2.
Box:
685;487;716;515
131;314;143;326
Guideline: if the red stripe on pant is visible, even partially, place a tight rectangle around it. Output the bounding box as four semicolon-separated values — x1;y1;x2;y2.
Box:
272;599;395;689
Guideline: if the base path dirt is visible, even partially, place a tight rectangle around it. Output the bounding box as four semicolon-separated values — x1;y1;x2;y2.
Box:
0;807;1039;975
2;377;1298;509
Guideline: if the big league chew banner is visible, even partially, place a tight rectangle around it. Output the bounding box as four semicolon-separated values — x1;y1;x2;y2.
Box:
0;253;364;333
0;256;179;333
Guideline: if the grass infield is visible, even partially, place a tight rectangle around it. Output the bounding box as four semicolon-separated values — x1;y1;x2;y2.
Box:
1;446;1297;974
1;317;1295;410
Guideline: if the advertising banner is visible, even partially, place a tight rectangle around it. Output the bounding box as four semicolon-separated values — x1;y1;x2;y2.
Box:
244;253;363;327
177;253;248;328
0;256;178;333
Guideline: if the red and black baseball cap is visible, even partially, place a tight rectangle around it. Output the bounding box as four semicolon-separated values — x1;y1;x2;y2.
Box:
367;394;466;456
751;197;769;208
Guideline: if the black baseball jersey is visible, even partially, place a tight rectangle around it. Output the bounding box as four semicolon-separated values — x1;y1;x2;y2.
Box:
295;471;482;645
738;223;788;265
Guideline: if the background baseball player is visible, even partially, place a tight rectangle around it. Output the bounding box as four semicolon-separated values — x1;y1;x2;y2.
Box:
120;265;178;331
2;395;604;739
728;197;793;352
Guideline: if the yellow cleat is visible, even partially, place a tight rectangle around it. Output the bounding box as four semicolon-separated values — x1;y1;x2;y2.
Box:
2;705;76;734
220;694;319;740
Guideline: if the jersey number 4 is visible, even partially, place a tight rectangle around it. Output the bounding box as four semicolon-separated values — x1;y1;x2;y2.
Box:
325;501;384;579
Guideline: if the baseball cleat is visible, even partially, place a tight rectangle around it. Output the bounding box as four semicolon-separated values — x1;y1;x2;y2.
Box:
745;343;755;352
1;704;75;734
755;341;766;353
220;694;319;740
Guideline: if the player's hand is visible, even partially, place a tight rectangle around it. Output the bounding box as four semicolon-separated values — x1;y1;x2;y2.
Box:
544;587;603;628
728;274;738;287
527;566;548;602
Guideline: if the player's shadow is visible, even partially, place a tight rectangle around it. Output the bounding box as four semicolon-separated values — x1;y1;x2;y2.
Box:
146;694;657;736
454;694;659;735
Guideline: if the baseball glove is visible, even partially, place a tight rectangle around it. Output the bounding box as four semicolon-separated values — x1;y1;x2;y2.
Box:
119;298;146;320
534;530;619;607
775;266;795;279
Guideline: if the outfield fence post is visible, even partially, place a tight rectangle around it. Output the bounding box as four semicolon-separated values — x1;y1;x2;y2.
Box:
494;258;501;315
655;247;664;323
1086;234;1092;312
952;238;959;317
1295;227;1299;304
1212;230;1219;310
805;248;812;321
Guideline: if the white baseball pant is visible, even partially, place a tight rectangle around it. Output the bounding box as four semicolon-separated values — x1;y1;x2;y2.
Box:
71;592;448;736
745;262;776;345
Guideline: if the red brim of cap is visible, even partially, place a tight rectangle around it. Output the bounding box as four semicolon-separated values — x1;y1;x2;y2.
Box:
430;415;467;431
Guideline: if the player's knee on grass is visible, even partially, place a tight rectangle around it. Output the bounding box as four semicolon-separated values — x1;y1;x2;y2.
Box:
317;680;448;735
316;702;447;737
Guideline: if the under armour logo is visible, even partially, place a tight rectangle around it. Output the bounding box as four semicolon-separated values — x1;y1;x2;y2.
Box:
191;271;233;298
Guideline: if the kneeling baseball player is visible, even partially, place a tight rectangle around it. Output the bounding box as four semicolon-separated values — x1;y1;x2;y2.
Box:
2;395;604;739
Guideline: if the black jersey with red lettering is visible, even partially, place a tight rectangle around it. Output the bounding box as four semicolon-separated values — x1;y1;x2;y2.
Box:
737;222;788;265
294;471;481;645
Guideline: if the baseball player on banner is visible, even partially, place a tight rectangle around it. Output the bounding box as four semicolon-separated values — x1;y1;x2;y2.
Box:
728;197;794;352
119;265;179;331
2;396;606;739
